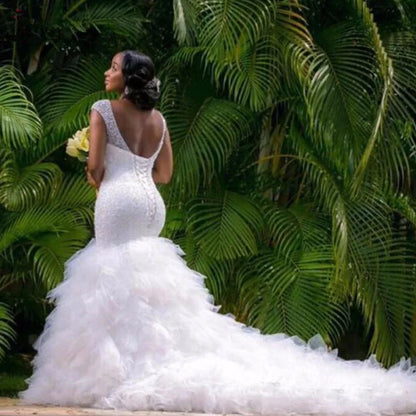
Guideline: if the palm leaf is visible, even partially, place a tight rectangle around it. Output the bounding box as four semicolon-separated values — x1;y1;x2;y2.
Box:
289;124;351;282
0;148;63;211
0;66;42;149
356;238;416;365
162;74;255;198
40;58;111;130
172;1;310;111
239;247;348;343
0;302;16;359
197;0;309;62
187;191;264;260
28;224;90;289
215;35;282;111
24;59;112;163
351;0;413;191
66;2;144;40
48;174;95;222
0;206;90;289
178;232;232;304
173;0;199;45
305;22;377;169
267;203;330;256
198;0;279;60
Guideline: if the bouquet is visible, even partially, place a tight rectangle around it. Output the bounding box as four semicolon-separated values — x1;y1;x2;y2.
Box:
66;127;90;161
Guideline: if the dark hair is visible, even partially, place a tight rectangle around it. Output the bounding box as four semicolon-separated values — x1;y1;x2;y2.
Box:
121;50;160;110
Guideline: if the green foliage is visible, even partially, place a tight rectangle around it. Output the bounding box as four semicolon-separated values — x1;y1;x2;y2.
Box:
0;0;416;369
188;191;264;260
161;70;255;198
168;0;416;366
0;303;16;359
0;67;42;149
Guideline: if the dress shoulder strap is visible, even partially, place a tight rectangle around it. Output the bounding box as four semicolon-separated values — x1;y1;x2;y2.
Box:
150;113;167;161
90;99;112;140
91;99;110;120
91;100;127;148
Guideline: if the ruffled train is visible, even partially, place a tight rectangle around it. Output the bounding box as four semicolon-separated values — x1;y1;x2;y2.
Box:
19;237;416;415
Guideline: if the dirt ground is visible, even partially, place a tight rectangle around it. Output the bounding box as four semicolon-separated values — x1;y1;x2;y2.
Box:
0;398;212;416
1;398;416;416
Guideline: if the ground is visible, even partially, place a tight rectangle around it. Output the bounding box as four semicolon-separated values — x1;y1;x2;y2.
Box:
1;398;416;416
0;398;211;416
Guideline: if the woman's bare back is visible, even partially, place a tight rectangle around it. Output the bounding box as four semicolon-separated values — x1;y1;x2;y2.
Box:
110;99;165;159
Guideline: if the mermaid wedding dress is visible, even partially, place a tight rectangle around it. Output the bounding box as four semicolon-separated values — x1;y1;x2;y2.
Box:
19;99;416;415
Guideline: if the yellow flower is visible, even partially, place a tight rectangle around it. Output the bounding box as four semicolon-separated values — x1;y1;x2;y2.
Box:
66;127;90;160
66;138;80;158
77;127;90;152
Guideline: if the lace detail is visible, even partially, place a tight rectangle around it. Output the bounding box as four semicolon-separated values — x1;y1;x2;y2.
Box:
133;158;157;223
91;100;130;150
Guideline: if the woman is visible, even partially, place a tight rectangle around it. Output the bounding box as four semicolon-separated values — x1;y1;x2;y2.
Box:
19;51;416;415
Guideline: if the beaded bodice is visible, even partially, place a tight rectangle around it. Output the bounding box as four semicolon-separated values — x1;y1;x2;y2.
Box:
91;100;167;246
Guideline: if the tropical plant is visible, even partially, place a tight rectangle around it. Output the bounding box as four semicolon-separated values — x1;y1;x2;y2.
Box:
0;0;149;359
0;66;96;357
165;0;416;366
1;0;416;369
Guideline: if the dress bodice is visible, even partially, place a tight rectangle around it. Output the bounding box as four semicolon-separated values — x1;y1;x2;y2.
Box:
91;100;167;246
91;99;166;157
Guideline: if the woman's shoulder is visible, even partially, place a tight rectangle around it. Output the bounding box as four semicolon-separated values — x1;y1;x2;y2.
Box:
91;99;110;113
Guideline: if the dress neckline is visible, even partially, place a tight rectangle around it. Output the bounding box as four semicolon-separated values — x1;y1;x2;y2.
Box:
106;99;165;161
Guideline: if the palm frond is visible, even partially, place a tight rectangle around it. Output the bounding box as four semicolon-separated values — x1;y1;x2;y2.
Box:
352;0;412;192
267;203;330;256
162;73;255;198
239;247;348;343
66;2;144;40
28;224;90;289
0;66;42;149
215;36;282;111
0;206;90;288
356;238;416;365
0;148;63;211
173;0;199;45
289;124;351;282
21;59;112;164
178;232;232;304
386;191;416;226
41;58;111;132
0;302;16;358
305;22;377;169
48;174;95;206
198;0;279;60
187;191;264;260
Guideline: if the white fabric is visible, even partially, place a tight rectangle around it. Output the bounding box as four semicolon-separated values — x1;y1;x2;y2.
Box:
19;101;416;414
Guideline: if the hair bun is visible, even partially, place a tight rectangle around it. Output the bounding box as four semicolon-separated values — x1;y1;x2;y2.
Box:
121;50;159;110
126;74;147;89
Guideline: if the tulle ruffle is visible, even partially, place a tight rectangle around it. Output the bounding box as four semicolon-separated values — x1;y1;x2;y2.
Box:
19;237;416;415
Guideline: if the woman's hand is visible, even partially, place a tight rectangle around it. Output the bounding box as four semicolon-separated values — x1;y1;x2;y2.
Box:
85;166;99;191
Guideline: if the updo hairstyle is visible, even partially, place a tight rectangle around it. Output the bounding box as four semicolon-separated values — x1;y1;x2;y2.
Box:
122;51;160;110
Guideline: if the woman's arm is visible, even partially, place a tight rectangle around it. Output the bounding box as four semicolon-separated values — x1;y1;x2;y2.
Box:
86;110;107;190
153;128;173;184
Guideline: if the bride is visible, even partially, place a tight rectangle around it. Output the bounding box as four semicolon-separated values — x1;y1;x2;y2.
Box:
19;50;416;415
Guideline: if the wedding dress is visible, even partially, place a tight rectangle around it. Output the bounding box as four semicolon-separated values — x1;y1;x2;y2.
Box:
19;99;416;415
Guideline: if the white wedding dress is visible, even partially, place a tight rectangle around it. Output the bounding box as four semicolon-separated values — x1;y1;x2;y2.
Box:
19;99;416;415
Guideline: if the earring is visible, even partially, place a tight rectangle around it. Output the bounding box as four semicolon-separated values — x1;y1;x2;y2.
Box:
124;86;130;95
